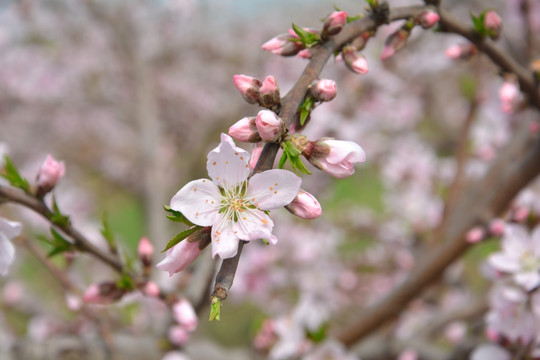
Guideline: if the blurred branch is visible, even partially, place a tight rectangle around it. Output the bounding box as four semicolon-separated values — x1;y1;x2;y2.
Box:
0;185;124;273
438;9;540;110
337;118;540;346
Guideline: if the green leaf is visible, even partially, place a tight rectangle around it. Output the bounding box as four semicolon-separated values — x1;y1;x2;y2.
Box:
291;23;320;48
50;196;70;226
116;273;135;291
306;323;328;343
47;228;73;257
209;297;221;321
288;153;312;175
162;226;203;252
470;12;487;36
366;0;379;8
1;155;30;192
279;152;287;169
299;97;314;126
347;14;363;23
281;141;312;175
100;214;117;252
164;205;195;226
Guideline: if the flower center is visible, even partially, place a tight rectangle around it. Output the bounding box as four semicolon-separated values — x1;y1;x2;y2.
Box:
219;184;254;222
520;251;540;272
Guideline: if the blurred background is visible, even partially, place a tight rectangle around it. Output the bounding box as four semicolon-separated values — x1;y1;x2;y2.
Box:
1;0;538;359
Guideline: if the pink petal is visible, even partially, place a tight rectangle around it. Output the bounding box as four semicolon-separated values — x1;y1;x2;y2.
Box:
211;218;239;259
207;133;250;188
247;169;301;210
155;240;201;276
170;179;220;227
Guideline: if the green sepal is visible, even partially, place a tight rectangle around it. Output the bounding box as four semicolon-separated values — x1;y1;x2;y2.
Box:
306;323;328;343
100;214;117;253
38;227;74;258
50;196;70;226
281;141;312;175
164;205;195;226
116;273;135;291
471;12;488;36
299;97;314;126
162;226;203;252
291;23;321;48
209;297;221;321
347;14;363;23
1;155;30;193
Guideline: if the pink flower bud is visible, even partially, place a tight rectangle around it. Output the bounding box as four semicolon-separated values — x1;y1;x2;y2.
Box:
307;139;366;178
309;79;337;102
83;282;125;305
417;10;440;29
398;349;418;360
249;143;264;170
465;226;485;243
261;34;304;57
342;46;369;74
381;28;410;61
36;154;65;196
258;75;281;108
285;190;322;219
513;206;529;223
488;219;505;236
156;228;210;276
168;326;190;346
173;298;198;331
137;237;154;267
484;10;502;39
255;110;284;142
323;11;347;37
296;49;313;59
445;43;477;60
228;117;260;143
232;74;261;104
143;281;160;298
499;80;520;114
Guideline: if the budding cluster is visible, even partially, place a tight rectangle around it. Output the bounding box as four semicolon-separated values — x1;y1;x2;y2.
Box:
233;74;281;108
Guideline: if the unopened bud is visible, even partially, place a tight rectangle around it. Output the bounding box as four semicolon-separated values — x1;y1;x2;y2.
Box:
417;10;439;29
232;74;261;104
499;79;520;114
255;110;284;142
262;34;304;57
488;219;505;236
306;139;366;179
83;282;125;305
285;190;322;219
381;28;410;61
310;79;337;102
137;237;154;267
465;226;485;243
168;326;190;346
249;143;264;170
322;11;347;37
156;228;211;276
445;43;478;60
173;298;198;331
297;49;313;59
228;117;261;143
258;76;281;108
143;281;161;298
513;206;529;223
342;46;369;74
36;154;65;197
484;10;502;39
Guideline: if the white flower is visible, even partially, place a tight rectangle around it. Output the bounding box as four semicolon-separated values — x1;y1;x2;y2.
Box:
170;134;301;259
0;217;22;276
489;224;540;291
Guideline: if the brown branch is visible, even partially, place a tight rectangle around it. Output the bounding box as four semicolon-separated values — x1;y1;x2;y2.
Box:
337;119;540;346
438;9;540;110
0;185;124;273
213;4;433;303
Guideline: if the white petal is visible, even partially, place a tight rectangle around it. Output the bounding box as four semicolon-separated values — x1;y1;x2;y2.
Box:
170;179;220;227
211;217;239;259
488;253;521;273
502;224;530;257
531;225;540;257
207;133;250;188
515;271;540;291
0;234;15;276
233;209;274;241
0;218;22;240
247;169;301;210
